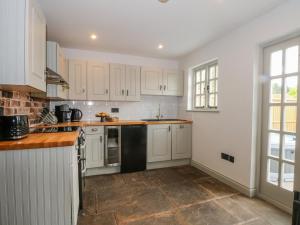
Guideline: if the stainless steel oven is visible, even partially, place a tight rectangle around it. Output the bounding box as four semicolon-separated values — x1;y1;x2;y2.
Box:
104;126;121;167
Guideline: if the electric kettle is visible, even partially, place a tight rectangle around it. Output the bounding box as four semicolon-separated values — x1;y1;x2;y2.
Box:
71;108;83;122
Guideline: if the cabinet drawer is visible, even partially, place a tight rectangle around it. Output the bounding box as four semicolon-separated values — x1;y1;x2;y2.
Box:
85;126;104;135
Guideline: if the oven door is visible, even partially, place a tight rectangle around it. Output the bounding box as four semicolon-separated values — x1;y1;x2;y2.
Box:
78;142;86;210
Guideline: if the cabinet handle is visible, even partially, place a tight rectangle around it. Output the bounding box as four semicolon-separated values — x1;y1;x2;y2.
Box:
100;136;103;143
122;89;125;95
127;90;129;96
180;125;184;129
91;128;98;132
160;85;162;91
82;88;85;93
164;85;166;91
169;125;171;132
106;89;109;94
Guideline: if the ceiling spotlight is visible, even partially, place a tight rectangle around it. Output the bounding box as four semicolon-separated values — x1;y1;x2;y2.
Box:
158;44;164;49
90;34;97;40
159;0;169;3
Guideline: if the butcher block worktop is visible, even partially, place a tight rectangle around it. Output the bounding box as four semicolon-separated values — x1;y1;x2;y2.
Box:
0;120;192;151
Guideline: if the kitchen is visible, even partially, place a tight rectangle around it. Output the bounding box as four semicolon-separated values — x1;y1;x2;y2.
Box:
0;0;300;225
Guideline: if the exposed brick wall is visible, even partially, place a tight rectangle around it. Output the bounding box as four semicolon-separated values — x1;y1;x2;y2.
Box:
0;90;49;125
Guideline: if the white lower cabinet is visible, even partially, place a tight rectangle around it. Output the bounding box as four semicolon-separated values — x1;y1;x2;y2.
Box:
147;124;172;162
85;126;105;168
147;124;192;163
171;124;192;159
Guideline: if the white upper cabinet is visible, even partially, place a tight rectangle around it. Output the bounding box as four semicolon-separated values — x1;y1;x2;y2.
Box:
125;65;141;101
69;59;87;100
141;67;183;96
110;64;141;101
87;61;110;101
110;64;126;101
163;70;184;96
0;0;47;92
47;41;66;80
141;67;163;95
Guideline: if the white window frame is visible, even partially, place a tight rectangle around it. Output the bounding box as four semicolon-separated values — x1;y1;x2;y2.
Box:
191;60;219;112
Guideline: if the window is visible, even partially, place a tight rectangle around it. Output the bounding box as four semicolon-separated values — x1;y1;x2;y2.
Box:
192;60;218;111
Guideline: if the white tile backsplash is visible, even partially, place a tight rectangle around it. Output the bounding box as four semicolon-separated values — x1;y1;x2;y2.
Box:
50;96;180;121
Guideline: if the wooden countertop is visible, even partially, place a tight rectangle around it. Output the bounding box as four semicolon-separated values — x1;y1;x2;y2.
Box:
0;119;192;151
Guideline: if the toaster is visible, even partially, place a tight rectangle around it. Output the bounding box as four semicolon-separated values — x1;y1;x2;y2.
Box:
0;115;29;140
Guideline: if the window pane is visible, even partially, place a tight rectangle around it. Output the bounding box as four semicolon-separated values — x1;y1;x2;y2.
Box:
216;65;219;78
215;95;218;106
281;163;294;192
200;95;205;107
271;50;283;76
269;106;281;131
201;70;206;82
267;159;279;185
195;96;201;107
268;133;280;158
209;94;216;107
196;84;201;95
284;106;297;133
285;76;298;103
209;80;216;93
285;46;299;74
270;78;282;103
283;134;296;162
215;80;218;92
200;82;205;94
209;66;216;79
196;71;201;82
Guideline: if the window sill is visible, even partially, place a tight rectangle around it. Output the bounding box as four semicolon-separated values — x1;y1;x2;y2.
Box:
186;109;220;113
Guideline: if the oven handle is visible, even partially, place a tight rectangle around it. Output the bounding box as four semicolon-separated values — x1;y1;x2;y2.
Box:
105;134;108;166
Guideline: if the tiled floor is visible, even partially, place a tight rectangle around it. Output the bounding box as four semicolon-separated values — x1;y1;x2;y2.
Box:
78;166;292;225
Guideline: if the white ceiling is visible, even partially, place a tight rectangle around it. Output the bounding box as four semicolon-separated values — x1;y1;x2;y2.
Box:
39;0;287;59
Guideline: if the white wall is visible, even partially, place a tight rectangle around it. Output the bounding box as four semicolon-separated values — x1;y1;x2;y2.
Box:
52;48;180;121
179;0;300;190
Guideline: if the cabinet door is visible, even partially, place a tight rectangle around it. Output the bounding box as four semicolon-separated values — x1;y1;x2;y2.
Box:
147;125;172;162
58;47;65;78
171;124;192;159
69;60;87;100
125;65;141;101
110;64;126;101
28;0;46;92
141;67;163;95
87;61;110;100
86;134;105;168
163;70;184;96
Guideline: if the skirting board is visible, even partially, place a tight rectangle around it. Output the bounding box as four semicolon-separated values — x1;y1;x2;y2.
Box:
86;166;120;176
257;193;292;214
147;159;191;170
191;160;256;197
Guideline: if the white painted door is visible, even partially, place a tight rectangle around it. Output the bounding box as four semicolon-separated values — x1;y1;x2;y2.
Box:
86;131;105;168
163;70;184;96
141;67;163;95
147;124;172;162
87;61;110;100
110;64;126;101
125;65;141;101
28;0;46;92
172;124;192;159
69;60;87;100
71;147;79;225
261;37;300;210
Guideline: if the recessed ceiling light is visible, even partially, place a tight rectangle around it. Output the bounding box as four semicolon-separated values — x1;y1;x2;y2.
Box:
90;34;97;40
159;0;169;3
158;44;164;49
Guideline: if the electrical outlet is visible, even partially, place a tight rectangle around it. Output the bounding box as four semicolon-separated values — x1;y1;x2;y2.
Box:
111;108;119;113
221;153;234;163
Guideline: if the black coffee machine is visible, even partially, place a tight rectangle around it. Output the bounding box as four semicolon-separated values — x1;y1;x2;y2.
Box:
55;104;72;123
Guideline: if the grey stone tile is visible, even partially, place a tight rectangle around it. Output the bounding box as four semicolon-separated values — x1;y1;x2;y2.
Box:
78;212;117;225
240;218;271;225
123;212;183;225
173;166;209;180
161;180;214;206
177;201;239;225
195;178;237;197
116;187;174;222
85;174;125;192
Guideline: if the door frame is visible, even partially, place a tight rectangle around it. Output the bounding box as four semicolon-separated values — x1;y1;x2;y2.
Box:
255;33;300;214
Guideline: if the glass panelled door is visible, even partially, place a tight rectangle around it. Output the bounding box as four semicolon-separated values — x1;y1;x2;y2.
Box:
261;37;300;209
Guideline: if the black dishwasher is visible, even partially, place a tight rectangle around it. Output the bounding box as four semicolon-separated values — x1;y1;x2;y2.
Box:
121;125;147;173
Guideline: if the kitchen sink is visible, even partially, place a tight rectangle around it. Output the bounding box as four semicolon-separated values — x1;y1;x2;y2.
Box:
141;119;183;122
